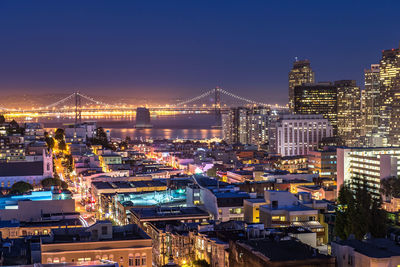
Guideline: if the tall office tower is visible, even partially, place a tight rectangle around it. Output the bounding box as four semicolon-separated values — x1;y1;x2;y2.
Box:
380;47;400;146
293;82;338;132
275;114;333;157
335;80;361;146
362;64;382;145
222;106;270;146
288;60;315;112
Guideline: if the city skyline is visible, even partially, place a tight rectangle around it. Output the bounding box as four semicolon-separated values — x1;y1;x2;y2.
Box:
1;1;400;104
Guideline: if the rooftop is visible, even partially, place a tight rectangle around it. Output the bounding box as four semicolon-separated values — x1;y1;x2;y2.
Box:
42;221;150;244
130;207;209;220
239;238;332;262
0;161;43;177
92;180;167;190
334;238;400;258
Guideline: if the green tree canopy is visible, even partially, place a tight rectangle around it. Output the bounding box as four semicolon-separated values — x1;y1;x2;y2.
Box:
381;176;400;198
89;127;110;148
334;177;387;240
54;128;65;142
11;181;33;194
45;135;55;150
41;177;61;187
58;139;67;151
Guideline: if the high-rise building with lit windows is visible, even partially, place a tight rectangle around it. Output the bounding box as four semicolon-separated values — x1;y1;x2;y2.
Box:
293;82;338;132
361;64;383;146
337;147;400;197
222;106;270;146
288;60;315;111
335;80;361;146
379;47;400;146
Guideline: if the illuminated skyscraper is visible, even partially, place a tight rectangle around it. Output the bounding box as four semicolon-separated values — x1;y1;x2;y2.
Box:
222;106;270;146
335;80;361;146
380;47;400;146
361;64;382;146
293;82;338;131
288;59;315;111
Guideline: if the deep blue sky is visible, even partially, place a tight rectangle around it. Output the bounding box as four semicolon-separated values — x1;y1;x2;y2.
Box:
0;1;399;104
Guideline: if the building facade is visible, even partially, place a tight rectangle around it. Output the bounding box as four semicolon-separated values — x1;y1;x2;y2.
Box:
41;222;152;267
380;47;400;146
363;64;381;144
307;148;337;180
335;80;361;146
294;82;338;131
222;106;270;146
275;114;333;157
336;147;400;197
288;59;315;111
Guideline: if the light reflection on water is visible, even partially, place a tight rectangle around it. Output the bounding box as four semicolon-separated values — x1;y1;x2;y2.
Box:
106;128;222;140
40;114;222;140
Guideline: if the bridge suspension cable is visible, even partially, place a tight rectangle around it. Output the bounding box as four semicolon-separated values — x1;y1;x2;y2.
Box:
176;89;215;106
42;93;76;109
219;88;283;108
76;92;113;107
176;87;287;109
41;92;115;110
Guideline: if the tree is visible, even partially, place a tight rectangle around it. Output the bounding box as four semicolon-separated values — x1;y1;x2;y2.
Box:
381;176;400;199
90;127;110;148
58;139;67;151
41;177;64;188
60;181;68;189
44;133;55;151
11;181;33;194
334;177;387;240
0;115;5;124
54;128;65;142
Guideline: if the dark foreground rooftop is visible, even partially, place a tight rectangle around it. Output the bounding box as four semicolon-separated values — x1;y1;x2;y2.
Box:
239;238;332;262
334;238;400;258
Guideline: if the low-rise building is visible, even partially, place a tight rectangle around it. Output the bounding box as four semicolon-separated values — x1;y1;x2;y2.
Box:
41;221;152;267
259;191;325;245
277;155;308;173
129;207;210;226
243;198;267;223
0;149;53;188
230;238;335;267
331;238;400;267
0;191;75;221
307;148;337;180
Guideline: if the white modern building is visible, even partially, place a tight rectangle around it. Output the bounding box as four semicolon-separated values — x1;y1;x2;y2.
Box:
275;114;333;157
336;147;400;196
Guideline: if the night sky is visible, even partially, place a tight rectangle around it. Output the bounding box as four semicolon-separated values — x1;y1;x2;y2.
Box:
0;0;399;104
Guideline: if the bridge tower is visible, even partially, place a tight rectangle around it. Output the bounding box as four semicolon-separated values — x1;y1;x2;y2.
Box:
213;87;222;127
74;91;81;125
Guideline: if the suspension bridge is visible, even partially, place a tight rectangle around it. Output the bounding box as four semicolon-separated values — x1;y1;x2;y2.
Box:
0;88;287;122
